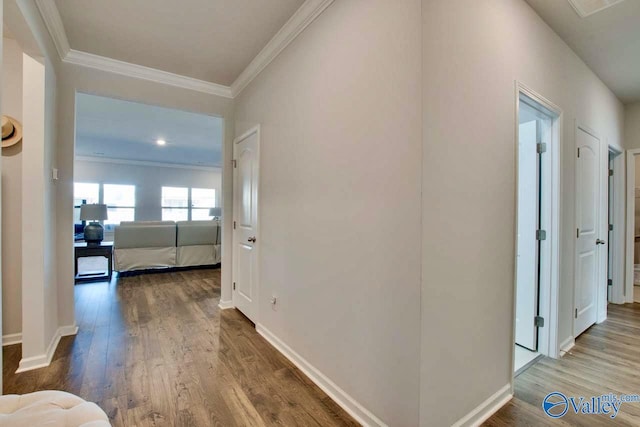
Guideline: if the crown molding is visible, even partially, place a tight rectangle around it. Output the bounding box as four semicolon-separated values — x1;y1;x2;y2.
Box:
230;0;335;97
76;155;222;172
34;0;70;59
64;49;233;98
35;0;334;99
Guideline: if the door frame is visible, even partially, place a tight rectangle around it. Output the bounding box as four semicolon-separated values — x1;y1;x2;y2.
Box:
607;147;624;305
231;125;261;321
625;149;640;303
573;122;608;335
511;82;562;364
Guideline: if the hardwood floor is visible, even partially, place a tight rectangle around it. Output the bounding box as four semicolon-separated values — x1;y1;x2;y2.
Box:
3;269;358;427
485;303;640;426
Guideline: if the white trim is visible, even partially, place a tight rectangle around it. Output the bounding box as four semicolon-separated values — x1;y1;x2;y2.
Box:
451;384;512;427
34;0;70;59
230;0;335;97
559;336;575;356
64;50;233;98
218;300;234;310
512;83;563;361
16;324;78;373
625;149;640;303
2;333;22;346
75;155;221;172
608;147;625;304
35;0;334;99
256;324;387;427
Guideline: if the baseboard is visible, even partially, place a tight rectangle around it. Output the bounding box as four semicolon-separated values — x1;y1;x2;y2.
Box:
256;324;386;427
2;333;22;346
559;336;575;356
451;384;512;427
218;299;234;310
16;324;78;373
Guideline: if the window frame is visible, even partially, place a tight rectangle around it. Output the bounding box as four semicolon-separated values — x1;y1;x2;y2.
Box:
161;186;216;221
73;182;137;225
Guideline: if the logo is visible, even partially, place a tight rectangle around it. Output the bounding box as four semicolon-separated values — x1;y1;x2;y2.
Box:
542;392;639;419
543;392;569;418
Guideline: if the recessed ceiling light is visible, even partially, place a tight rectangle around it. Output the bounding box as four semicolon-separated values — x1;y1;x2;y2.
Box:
567;0;625;18
156;139;166;146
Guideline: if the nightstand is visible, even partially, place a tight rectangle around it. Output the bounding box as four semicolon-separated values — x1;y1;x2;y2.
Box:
74;241;113;283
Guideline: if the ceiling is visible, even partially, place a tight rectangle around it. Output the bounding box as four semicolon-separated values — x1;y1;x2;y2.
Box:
75;93;223;168
525;0;640;104
54;0;305;86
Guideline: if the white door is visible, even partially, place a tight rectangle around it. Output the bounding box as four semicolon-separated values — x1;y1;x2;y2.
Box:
232;127;260;323
515;120;539;351
574;127;602;337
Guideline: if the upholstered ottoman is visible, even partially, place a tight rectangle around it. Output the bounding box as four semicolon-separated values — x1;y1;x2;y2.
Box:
0;390;110;426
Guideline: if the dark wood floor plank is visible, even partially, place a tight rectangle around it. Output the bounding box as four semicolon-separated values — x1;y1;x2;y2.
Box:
3;268;357;427
486;303;640;426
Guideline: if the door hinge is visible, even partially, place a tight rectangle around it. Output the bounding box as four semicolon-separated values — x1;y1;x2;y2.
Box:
577;228;580;238
536;229;547;241
536;142;547;154
233;282;236;290
534;316;544;327
609;224;613;231
233;221;236;229
609;169;614;177
575;308;578;319
577;147;581;158
232;159;237;168
608;279;613;287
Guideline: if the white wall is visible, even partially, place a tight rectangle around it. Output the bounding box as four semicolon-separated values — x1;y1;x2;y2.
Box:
56;62;235;329
421;0;624;425
234;1;422;425
21;52;58;363
626;102;640;149
74;159;222;223
1;37;23;338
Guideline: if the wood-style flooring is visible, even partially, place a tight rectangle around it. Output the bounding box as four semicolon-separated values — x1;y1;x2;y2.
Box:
485;303;640;426
3;269;358;427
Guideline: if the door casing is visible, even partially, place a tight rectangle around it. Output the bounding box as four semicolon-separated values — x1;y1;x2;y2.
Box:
511;82;562;375
232;125;261;323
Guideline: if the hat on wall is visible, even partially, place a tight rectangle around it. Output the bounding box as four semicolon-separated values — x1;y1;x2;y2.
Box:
2;115;22;148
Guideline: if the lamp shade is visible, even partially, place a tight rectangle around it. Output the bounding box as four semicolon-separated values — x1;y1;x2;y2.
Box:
80;204;108;221
209;207;222;217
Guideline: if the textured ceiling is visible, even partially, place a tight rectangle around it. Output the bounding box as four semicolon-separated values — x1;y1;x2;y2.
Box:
75;93;223;168
525;0;640;104
55;0;305;85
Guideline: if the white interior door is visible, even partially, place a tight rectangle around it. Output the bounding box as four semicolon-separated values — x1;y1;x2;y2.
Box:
574;127;602;337
232;127;260;323
515;120;539;351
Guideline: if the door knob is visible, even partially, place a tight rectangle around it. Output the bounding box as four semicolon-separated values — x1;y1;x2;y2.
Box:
248;236;256;243
596;239;606;245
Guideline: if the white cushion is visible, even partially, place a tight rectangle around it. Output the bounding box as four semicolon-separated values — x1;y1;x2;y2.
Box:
0;391;110;426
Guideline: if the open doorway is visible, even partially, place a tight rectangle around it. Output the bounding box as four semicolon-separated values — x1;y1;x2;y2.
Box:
72;93;224;282
625;150;640;303
513;86;561;374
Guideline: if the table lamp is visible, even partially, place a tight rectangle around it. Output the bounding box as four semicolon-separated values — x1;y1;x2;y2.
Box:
80;204;108;245
209;207;222;220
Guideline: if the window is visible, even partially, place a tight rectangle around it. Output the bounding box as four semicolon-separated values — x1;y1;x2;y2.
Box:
162;187;216;221
73;183;100;224
192;188;216;220
162;186;189;221
104;184;136;224
73;182;136;225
